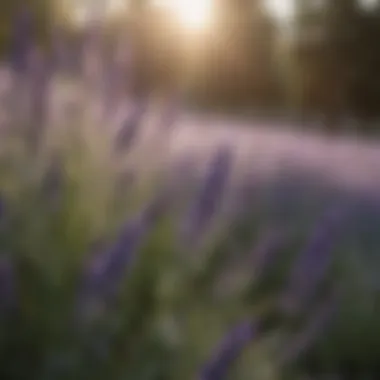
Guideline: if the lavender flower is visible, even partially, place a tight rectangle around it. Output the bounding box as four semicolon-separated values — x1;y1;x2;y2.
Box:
279;207;345;315
82;214;147;296
77;190;169;321
114;101;148;153
27;47;51;148
199;320;258;380
10;7;35;74
182;145;234;246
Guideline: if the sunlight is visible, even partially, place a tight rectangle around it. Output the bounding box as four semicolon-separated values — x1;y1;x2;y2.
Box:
68;0;295;28
266;0;294;19
152;0;214;31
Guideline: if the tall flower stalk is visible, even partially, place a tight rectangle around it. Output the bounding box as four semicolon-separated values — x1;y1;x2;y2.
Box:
182;145;234;246
199;321;258;380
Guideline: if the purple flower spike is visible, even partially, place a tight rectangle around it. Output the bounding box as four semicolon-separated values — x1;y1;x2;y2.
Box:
199;320;258;380
182;145;234;246
114;101;148;153
78;191;169;320
279;207;345;315
10;7;35;74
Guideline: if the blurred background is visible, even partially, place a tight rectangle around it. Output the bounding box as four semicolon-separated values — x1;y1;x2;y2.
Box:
2;0;380;131
1;1;380;380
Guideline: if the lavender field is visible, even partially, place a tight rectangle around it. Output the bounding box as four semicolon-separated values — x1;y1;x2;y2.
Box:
0;12;379;380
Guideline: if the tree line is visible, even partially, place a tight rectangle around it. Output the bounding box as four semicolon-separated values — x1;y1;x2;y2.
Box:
2;0;380;130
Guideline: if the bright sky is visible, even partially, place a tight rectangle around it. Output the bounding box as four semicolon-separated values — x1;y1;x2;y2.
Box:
152;0;295;19
70;0;295;27
267;0;294;19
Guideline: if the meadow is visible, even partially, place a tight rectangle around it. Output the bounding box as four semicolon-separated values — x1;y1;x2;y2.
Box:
0;21;379;380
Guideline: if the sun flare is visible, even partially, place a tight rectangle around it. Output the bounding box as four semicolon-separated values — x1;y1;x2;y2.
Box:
153;0;214;31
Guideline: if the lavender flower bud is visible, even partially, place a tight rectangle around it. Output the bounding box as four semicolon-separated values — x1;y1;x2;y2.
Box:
114;101;147;153
182;145;233;246
199;320;257;380
279;208;345;315
77;191;169;321
83;215;148;296
10;7;35;74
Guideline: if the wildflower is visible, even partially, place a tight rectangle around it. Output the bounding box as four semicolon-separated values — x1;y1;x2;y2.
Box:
9;6;35;74
9;7;36;119
199;320;257;380
114;101;148;153
279;207;345;315
77;191;169;321
182;145;233;246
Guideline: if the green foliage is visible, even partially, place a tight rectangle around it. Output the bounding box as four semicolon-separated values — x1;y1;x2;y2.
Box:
293;0;380;128
0;117;379;380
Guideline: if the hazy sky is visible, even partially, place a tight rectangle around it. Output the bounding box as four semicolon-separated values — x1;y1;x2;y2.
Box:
118;0;295;19
266;0;294;19
72;0;296;22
